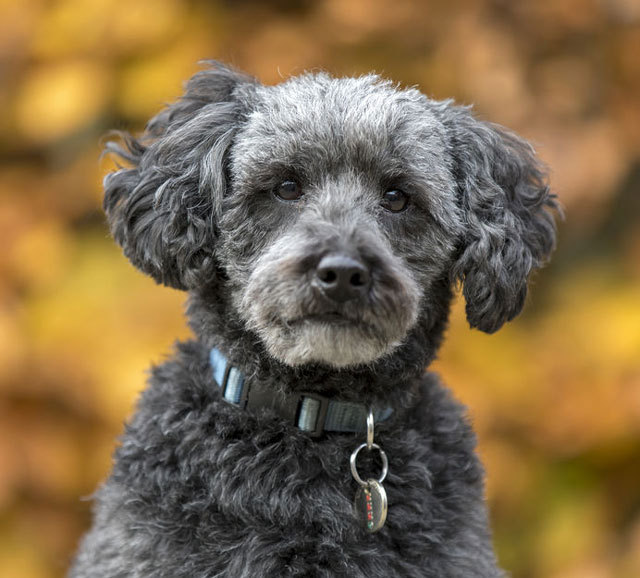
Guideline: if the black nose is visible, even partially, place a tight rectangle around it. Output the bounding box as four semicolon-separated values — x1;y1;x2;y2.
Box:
315;254;371;303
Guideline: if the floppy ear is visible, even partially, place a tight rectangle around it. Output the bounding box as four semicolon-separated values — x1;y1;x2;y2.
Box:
444;105;559;333
103;62;256;290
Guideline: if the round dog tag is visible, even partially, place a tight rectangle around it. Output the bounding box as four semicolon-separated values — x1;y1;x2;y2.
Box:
354;479;387;533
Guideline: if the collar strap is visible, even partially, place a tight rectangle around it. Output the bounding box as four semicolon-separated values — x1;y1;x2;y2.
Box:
210;348;392;437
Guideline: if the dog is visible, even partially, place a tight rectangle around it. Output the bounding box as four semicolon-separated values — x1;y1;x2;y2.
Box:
70;62;557;577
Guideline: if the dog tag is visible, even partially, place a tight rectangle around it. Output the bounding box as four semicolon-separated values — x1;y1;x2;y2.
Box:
354;479;387;533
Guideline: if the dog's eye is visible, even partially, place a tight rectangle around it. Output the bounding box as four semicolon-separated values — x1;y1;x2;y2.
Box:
381;189;409;213
273;180;303;202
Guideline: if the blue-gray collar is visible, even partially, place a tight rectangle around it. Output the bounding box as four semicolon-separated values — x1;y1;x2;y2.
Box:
210;348;393;437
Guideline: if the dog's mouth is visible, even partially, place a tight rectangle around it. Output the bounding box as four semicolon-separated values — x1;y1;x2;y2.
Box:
288;311;368;328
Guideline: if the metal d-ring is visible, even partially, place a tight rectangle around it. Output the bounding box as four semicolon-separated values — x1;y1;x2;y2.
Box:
366;407;374;450
350;442;389;487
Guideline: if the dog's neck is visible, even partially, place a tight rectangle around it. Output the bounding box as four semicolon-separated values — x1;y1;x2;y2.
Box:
209;347;394;436
186;281;453;409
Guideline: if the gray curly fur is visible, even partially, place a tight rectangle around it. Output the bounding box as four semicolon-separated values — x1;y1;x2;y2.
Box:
70;62;558;577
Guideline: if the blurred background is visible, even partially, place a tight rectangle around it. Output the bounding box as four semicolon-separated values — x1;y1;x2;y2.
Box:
1;0;639;576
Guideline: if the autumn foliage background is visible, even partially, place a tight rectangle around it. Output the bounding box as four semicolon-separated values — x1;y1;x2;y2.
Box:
1;0;639;576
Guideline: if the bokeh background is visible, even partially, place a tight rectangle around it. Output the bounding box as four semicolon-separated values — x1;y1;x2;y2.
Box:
1;0;639;576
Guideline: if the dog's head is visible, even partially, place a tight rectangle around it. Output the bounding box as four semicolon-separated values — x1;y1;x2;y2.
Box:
104;63;557;369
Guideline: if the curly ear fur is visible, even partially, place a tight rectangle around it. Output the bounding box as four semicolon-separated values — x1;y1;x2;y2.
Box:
103;62;256;290
444;106;559;333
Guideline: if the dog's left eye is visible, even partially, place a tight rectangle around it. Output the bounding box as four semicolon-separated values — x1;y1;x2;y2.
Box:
381;189;409;213
273;181;303;201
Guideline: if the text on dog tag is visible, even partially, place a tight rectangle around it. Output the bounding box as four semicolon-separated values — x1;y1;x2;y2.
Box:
354;479;387;533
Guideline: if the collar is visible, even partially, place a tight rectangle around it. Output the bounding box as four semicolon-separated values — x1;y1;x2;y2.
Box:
210;348;393;437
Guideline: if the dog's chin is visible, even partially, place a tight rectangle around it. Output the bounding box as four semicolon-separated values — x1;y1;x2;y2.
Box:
259;317;402;368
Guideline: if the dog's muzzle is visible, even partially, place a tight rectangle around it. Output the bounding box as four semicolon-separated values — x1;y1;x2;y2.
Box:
239;222;422;367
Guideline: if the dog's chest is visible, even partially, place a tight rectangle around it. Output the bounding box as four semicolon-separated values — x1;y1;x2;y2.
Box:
125;426;455;574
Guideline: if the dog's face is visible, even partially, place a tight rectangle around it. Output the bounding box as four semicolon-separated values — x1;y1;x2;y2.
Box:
103;63;557;369
221;75;461;367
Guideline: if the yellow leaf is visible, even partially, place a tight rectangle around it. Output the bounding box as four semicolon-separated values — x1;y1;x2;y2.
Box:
14;60;110;144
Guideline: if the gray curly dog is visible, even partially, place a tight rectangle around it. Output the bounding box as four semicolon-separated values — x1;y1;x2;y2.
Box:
69;62;558;577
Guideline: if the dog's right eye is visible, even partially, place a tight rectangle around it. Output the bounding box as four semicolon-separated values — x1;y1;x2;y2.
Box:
273;181;303;202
